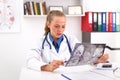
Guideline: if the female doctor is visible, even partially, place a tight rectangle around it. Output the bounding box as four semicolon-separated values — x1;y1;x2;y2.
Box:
26;10;109;72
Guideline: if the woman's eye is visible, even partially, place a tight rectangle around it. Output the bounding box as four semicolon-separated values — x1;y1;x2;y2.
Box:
54;25;65;29
62;26;65;28
55;25;59;28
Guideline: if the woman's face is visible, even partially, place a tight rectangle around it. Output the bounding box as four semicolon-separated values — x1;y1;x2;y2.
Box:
48;16;66;40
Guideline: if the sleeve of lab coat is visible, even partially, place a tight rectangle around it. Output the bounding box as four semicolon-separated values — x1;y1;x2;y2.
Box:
26;37;47;71
26;48;47;71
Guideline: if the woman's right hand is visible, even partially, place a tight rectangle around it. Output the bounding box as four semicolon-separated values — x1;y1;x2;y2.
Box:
41;60;64;72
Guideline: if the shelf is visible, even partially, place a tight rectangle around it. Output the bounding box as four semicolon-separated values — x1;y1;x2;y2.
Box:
90;32;120;33
23;14;85;18
23;0;84;17
82;32;120;43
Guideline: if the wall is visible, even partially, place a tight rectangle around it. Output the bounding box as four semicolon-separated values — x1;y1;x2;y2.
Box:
83;0;120;12
0;0;82;80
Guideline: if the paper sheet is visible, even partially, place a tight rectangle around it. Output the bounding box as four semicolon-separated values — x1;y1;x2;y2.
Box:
61;70;116;80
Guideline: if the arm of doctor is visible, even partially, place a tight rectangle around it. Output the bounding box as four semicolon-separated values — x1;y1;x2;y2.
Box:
41;54;109;72
96;53;109;64
41;60;64;72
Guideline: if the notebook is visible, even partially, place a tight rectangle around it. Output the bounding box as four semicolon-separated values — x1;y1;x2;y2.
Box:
65;43;106;67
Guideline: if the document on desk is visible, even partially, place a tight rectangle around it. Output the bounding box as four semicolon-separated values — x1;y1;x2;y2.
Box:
65;43;106;67
61;70;115;80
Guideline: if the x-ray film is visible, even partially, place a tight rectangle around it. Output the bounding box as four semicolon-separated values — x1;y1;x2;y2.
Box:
65;43;106;67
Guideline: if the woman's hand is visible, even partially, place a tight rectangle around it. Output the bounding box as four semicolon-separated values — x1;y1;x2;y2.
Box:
96;53;109;64
41;60;64;72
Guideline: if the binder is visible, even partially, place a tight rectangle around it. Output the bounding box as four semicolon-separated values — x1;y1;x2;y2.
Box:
101;12;106;32
116;12;120;31
108;12;113;32
97;12;102;32
92;12;98;32
112;12;116;32
81;12;92;32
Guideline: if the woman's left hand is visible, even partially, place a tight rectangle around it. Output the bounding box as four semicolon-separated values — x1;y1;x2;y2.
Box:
96;53;109;63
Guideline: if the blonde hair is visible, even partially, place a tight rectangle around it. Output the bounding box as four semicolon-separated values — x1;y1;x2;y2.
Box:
44;10;66;35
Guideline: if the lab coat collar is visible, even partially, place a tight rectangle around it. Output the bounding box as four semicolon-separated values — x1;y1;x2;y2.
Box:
49;33;63;47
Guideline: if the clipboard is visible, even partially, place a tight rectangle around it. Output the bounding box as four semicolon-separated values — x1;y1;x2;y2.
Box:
65;43;106;67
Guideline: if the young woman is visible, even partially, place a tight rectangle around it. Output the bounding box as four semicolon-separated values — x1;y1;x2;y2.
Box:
26;10;109;72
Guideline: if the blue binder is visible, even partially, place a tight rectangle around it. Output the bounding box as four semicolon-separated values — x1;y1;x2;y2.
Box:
101;12;106;32
112;12;116;32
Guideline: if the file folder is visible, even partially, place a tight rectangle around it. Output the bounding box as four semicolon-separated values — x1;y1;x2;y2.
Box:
112;12;116;32
98;12;102;32
108;12;113;32
92;12;98;31
82;12;92;32
101;12;106;32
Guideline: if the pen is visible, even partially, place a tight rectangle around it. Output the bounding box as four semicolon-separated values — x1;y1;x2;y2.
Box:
61;74;72;80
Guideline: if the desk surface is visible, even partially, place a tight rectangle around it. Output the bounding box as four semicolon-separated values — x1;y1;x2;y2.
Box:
19;65;119;80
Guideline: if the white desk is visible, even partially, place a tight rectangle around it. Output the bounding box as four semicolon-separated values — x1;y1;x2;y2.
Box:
19;65;119;80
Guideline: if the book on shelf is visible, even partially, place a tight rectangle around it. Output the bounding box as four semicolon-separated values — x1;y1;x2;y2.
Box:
31;1;35;15
36;2;41;15
34;2;38;15
24;3;27;15
40;1;47;15
24;1;47;15
29;1;34;15
24;1;32;15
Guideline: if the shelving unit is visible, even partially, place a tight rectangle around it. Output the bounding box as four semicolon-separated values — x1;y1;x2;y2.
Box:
23;0;84;17
82;0;120;47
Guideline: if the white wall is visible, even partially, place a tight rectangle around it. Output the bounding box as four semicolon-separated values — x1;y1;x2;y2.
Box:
0;0;82;80
83;0;120;12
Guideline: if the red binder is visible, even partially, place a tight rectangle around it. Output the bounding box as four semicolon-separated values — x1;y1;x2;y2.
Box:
81;12;92;32
108;12;113;32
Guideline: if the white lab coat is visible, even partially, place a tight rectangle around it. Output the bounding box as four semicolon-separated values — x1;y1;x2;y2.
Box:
26;34;79;71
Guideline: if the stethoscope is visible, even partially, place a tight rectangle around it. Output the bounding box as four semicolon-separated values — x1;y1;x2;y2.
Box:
42;34;72;54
